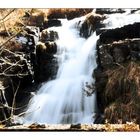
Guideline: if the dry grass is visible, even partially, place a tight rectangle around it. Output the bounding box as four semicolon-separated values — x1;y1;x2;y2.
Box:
47;8;92;19
0;9;48;30
0;9;27;51
0;9;25;33
0;9;50;50
0;8;92;44
0;123;139;131
104;61;140;123
105;62;140;102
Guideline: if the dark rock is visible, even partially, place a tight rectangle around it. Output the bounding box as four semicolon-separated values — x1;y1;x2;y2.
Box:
94;68;108;113
130;9;140;14
0;30;11;37
45;42;57;54
35;42;58;83
80;13;105;38
96;8;125;15
95;36;140;123
97;39;140;69
40;29;59;42
43;19;61;28
70;124;81;129
17;26;40;83
94;19;140;124
0;80;10;121
94;114;105;124
99;23;140;45
96;28;107;36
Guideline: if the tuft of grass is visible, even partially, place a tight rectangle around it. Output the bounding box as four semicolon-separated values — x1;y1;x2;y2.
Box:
104;61;140;124
47;8;92;19
105;62;140;102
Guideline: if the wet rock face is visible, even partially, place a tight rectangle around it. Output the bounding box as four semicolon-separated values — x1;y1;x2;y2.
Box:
96;8;125;15
97;39;140;68
79;13;105;38
43;19;61;29
35;28;59;83
99;23;140;45
35;41;58;83
40;29;59;42
94;20;140;124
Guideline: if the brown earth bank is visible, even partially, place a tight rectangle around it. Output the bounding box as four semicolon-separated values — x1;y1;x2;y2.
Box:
1;8;140;129
0;123;139;131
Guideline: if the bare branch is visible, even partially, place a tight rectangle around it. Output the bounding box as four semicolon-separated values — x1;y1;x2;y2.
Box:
2;19;11;37
0;9;16;21
10;81;20;118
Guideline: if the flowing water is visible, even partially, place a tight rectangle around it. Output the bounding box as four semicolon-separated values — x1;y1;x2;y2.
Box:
23;16;98;124
22;9;140;124
103;9;140;29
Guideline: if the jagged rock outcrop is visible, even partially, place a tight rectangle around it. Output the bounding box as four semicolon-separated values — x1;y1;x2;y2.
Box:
96;8;125;15
99;23;140;45
34;28;59;83
79;13;105;38
40;29;59;42
35;41;58;83
97;39;140;68
94;22;140;124
43;19;61;29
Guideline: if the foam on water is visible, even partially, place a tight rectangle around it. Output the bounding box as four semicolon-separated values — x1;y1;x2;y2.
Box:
23;16;98;124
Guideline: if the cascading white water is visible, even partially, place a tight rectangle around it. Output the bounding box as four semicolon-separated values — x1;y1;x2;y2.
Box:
23;16;98;124
103;9;140;29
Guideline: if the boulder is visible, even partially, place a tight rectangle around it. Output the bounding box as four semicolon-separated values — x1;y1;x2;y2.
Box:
40;29;59;42
79;13;105;38
99;23;140;45
97;39;140;69
35;42;58;83
43;19;61;28
96;8;125;15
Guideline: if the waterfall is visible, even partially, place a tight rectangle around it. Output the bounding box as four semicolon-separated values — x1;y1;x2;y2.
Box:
103;9;140;29
23;16;99;124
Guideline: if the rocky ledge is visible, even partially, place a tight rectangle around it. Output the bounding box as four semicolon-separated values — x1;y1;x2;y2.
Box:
94;17;140;124
0;123;139;131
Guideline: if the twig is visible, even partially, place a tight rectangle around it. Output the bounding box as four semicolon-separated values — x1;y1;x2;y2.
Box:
10;81;20;119
0;9;15;21
114;62;125;68
0;31;22;51
0;72;29;78
2;19;11;37
0;17;10;25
